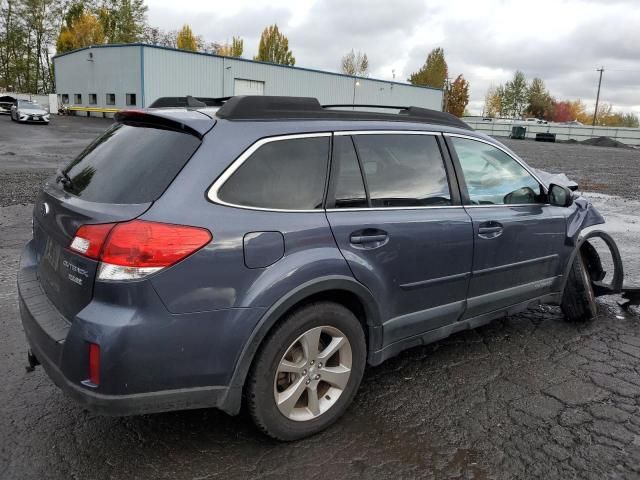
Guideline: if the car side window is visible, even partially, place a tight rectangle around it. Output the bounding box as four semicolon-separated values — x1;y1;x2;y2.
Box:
451;137;543;205
351;134;452;207
217;136;329;210
331;136;368;209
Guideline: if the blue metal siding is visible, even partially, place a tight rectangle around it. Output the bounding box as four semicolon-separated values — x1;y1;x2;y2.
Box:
142;45;442;109
54;44;442;112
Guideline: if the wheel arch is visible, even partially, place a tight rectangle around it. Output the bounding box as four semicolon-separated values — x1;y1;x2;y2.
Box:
559;229;624;297
222;275;381;415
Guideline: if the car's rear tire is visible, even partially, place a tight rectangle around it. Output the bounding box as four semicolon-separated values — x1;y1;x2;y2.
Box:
246;301;366;441
561;251;597;322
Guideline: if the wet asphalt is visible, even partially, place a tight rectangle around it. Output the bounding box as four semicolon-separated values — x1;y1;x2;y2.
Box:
1;115;640;479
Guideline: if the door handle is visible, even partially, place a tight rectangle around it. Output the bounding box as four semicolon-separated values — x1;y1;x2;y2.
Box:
350;234;388;244
478;222;503;239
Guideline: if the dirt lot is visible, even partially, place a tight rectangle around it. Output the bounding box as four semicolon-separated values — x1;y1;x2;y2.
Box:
1;114;640;479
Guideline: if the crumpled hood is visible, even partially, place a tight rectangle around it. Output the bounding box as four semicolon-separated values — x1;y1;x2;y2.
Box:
566;196;605;245
533;168;578;190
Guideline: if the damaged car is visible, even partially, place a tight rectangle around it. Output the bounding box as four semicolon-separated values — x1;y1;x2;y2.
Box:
0;95;16;114
17;96;633;441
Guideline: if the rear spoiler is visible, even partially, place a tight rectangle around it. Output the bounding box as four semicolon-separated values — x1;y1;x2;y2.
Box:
115;109;215;138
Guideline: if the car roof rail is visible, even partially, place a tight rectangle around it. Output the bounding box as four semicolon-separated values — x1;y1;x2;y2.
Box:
215;96;471;129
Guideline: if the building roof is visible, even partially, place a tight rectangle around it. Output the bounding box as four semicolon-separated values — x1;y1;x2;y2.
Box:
52;43;443;92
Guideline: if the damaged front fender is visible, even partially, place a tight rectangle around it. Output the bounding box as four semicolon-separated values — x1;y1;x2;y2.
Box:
559;196;623;297
565;196;605;246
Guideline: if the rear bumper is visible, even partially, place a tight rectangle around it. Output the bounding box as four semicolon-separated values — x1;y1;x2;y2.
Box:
23;312;231;416
17;240;259;416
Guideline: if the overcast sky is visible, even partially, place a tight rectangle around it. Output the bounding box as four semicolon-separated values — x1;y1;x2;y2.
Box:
146;0;640;115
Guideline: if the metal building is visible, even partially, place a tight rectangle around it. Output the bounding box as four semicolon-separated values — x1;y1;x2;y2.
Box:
53;43;442;114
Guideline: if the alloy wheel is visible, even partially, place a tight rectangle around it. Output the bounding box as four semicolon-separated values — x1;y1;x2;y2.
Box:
273;326;352;422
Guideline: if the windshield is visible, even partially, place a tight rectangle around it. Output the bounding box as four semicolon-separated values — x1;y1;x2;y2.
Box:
20;101;43;109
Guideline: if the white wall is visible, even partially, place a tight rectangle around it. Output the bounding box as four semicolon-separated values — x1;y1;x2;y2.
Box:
1;92;51;111
54;45;142;111
464;119;640;146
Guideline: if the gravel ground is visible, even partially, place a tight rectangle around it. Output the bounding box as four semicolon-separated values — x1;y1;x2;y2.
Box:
501;138;640;201
1;114;640;479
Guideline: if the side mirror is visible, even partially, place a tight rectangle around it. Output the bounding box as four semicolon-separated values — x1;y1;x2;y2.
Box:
548;183;573;207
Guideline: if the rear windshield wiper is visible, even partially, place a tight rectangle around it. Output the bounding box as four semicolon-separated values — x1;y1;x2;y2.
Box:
56;168;73;188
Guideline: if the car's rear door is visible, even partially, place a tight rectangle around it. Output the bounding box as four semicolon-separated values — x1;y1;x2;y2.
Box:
325;132;473;348
444;134;566;319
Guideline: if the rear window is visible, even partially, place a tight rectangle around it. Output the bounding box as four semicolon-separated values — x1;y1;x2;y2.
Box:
63;124;200;204
217;136;329;210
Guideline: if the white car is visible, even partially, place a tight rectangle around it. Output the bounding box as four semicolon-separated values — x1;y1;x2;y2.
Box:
10;100;50;124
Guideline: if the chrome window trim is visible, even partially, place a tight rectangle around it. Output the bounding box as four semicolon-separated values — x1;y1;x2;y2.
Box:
208;130;550;214
335;130;440;136
207;132;332;213
444;132;549;194
464;203;548;208
330;129;455;211
326;205;463;212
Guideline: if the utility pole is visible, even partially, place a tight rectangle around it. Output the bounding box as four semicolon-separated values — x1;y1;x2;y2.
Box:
443;77;452;112
592;67;604;126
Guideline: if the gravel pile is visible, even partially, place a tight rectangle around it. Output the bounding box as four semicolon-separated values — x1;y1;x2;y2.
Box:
581;136;631;149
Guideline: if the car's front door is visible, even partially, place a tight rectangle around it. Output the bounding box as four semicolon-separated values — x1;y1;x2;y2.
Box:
445;134;566;318
325;132;474;348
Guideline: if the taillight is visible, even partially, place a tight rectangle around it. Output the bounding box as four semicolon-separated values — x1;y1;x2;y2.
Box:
69;220;212;281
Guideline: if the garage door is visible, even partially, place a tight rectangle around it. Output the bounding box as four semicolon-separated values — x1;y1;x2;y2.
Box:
234;79;265;96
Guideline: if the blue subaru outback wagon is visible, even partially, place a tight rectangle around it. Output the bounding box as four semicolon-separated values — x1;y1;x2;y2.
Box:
19;96;609;440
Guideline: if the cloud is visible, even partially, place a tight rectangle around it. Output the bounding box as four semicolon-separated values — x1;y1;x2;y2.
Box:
145;0;640;115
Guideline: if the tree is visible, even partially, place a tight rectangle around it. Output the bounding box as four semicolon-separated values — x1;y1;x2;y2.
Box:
254;24;295;65
503;70;528;117
446;74;469;117
217;36;243;57
550;100;573;123
550;99;590;123
408;47;448;89
484;85;505;118
176;24;196;51
620;112;640;128
1;0;63;93
56;12;104;53
589;103;639;127
98;0;147;44
526;77;553;119
341;49;368;76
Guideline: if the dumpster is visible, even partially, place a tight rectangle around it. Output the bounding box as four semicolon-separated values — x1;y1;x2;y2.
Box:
511;126;526;139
